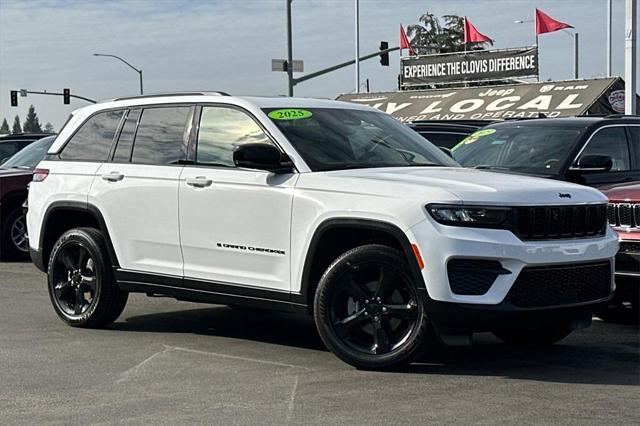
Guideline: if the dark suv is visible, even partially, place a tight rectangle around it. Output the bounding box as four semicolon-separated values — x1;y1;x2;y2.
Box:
451;116;640;188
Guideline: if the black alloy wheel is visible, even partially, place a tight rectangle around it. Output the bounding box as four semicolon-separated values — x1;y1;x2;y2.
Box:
51;242;99;317
1;207;30;260
47;228;128;327
314;244;429;369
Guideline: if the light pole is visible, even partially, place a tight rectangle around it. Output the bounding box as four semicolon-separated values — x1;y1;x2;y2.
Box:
93;53;144;95
514;20;579;79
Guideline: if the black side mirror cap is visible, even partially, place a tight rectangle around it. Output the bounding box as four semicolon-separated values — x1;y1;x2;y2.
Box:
569;154;613;174
233;143;294;174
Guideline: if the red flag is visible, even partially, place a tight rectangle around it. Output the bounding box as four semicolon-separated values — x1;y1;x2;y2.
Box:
463;17;492;43
535;8;573;35
400;24;415;56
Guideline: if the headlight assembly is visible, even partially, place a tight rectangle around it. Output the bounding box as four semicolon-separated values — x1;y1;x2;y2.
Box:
427;204;512;228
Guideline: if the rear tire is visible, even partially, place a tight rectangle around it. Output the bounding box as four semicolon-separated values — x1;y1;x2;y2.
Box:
493;325;572;346
1;207;30;261
47;227;128;328
314;244;429;370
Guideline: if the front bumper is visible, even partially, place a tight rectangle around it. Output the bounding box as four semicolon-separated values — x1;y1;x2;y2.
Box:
407;217;618;306
615;240;640;278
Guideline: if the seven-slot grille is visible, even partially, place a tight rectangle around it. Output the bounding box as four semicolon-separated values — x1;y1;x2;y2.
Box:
607;203;640;228
513;205;607;240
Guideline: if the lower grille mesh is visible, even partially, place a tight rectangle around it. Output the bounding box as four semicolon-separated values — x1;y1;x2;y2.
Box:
505;261;612;308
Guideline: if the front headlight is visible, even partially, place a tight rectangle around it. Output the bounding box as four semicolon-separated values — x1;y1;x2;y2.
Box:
427;204;512;228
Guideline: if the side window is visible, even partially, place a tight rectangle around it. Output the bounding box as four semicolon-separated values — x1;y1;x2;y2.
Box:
60;110;124;161
579;127;630;171
112;109;141;162
131;106;192;165
630;127;640;170
196;106;270;167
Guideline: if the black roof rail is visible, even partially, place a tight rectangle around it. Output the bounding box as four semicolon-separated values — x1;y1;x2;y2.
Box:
110;91;230;102
603;114;640;119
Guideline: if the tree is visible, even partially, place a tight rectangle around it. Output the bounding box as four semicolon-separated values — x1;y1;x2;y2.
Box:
407;13;492;55
23;104;42;132
12;115;22;134
43;122;55;133
0;118;9;134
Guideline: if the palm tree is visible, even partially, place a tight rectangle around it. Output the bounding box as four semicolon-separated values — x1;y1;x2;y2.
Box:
407;13;492;55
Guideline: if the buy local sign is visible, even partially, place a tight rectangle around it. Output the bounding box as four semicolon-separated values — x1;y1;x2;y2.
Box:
338;78;619;122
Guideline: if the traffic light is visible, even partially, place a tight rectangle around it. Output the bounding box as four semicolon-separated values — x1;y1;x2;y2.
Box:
10;90;18;107
379;41;389;66
63;88;70;105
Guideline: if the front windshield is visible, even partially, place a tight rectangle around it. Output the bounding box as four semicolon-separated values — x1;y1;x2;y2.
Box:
452;125;583;175
263;107;458;171
1;136;55;170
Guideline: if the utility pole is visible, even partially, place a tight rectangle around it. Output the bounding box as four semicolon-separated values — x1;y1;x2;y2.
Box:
286;0;294;97
625;0;637;114
607;0;613;76
355;0;360;93
573;32;579;79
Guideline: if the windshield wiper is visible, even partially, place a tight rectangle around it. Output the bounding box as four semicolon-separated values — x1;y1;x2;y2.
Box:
473;165;511;171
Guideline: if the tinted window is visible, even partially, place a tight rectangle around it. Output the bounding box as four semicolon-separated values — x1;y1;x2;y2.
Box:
1;136;55;169
131;107;192;165
113;109;141;162
197;107;270;166
419;132;469;149
264;108;457;171
0;141;20;163
452;125;583;174
60;110;124;161
579;127;630;171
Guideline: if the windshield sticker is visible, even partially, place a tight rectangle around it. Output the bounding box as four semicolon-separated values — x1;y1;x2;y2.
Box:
454;128;497;148
472;128;496;137
268;109;312;120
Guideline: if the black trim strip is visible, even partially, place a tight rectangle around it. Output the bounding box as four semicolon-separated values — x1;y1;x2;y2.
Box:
115;269;307;313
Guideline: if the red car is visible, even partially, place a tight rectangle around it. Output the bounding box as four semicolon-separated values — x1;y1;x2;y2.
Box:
603;182;640;323
0;135;56;260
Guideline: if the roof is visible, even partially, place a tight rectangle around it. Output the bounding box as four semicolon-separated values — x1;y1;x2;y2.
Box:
486;116;640;128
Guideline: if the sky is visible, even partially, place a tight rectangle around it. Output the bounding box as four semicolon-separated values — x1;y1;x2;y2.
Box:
0;0;638;130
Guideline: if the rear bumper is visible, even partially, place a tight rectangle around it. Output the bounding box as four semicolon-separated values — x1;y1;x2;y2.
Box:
420;288;611;331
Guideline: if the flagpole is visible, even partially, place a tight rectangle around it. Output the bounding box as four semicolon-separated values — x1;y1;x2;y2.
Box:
355;0;360;93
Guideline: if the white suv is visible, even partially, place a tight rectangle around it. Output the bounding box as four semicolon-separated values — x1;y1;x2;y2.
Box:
27;93;618;369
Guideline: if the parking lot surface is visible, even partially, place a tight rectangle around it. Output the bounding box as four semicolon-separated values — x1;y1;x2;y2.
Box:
1;261;638;425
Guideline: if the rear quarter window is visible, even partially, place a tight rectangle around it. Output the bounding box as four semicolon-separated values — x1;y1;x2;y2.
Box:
59;110;124;161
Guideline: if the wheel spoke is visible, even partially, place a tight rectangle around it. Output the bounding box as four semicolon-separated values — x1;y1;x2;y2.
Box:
54;280;72;297
334;309;368;338
342;269;369;302
371;319;390;354
74;286;85;315
77;248;86;271
81;274;97;292
374;265;396;299
60;252;76;271
383;302;417;320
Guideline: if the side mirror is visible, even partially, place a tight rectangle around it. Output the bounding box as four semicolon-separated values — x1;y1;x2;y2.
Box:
570;154;613;174
233;143;294;174
439;146;453;158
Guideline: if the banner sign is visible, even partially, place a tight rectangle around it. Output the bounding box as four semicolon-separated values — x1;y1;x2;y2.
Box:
338;78;628;122
400;47;538;87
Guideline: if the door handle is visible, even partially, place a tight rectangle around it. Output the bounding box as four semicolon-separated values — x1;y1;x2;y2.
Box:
186;176;213;188
102;172;124;182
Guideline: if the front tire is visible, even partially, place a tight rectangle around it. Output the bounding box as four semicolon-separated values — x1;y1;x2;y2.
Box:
314;244;429;370
47;227;128;328
492;325;572;346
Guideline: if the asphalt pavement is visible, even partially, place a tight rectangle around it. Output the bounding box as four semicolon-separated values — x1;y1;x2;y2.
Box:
1;261;638;425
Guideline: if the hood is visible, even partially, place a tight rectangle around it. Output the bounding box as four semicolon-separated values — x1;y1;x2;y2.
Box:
601;182;640;203
298;167;607;205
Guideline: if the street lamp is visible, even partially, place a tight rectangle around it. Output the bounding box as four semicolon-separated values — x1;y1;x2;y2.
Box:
93;53;144;95
514;20;579;79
